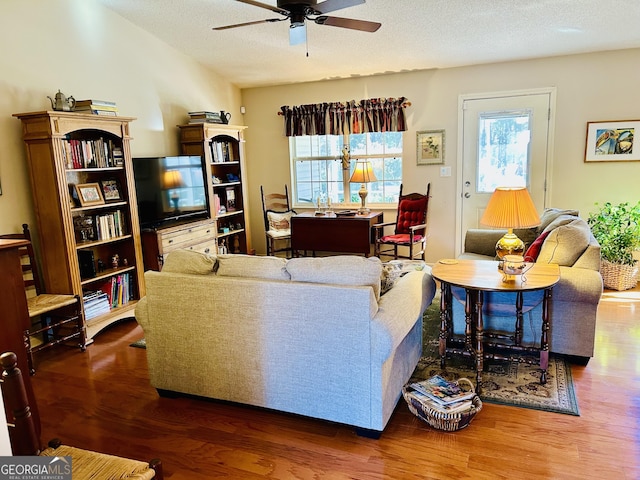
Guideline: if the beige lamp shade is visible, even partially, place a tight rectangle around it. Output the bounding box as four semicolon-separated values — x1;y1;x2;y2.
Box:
349;161;378;184
162;170;185;190
349;161;377;214
480;187;540;260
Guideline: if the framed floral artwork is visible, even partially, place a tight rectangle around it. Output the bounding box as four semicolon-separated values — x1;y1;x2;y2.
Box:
417;130;445;165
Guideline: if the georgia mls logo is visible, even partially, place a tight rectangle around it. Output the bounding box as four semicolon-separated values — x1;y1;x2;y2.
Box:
0;455;72;480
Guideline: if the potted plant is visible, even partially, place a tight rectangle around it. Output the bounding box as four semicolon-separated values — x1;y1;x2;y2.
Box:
587;201;640;290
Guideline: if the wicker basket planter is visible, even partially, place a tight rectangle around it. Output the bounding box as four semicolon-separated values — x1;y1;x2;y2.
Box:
600;259;639;291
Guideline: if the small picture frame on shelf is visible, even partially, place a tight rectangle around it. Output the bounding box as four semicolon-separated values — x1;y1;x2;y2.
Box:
226;186;236;212
75;183;105;207
100;179;122;202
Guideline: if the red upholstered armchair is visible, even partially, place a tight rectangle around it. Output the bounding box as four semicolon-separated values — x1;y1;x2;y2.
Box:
373;183;431;260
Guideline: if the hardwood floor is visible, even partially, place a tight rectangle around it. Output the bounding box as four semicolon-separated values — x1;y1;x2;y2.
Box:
29;286;640;479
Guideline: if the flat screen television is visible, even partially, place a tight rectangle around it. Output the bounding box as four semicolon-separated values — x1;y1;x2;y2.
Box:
132;155;210;229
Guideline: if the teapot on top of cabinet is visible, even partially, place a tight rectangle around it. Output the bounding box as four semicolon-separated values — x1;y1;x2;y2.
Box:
47;90;76;112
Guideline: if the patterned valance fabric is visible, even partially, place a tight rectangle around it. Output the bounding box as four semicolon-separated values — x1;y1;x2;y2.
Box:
280;97;410;137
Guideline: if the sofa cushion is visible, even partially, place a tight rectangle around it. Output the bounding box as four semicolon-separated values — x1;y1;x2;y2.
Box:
216;254;290;280
537;218;592;266
286;256;382;299
267;210;294;232
162;249;216;275
524;230;551;261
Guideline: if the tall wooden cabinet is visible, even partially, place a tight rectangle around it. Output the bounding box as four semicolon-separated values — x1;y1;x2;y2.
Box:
178;123;251;254
13;111;145;340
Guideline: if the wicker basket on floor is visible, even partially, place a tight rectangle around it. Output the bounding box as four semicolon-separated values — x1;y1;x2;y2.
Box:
600;259;638;291
402;378;482;432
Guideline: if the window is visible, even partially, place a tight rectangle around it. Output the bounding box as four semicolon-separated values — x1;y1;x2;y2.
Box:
290;132;403;207
477;110;532;193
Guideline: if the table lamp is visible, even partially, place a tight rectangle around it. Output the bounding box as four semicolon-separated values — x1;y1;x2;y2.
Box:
480;187;541;260
162;170;185;211
349;160;377;214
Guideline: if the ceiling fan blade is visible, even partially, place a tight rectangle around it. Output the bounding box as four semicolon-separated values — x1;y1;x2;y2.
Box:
213;18;285;30
313;0;366;15
314;15;381;32
289;23;307;46
235;0;288;15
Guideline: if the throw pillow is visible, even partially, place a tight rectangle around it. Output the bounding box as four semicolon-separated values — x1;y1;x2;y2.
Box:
538;208;580;232
537;218;591;266
216;254;291;281
380;262;403;295
162;249;216;275
267;210;294;232
286;256;383;300
524;231;551;262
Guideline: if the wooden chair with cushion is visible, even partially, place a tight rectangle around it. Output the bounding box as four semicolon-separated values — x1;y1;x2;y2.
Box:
373;183;431;260
1;351;163;479
261;185;296;258
0;224;86;374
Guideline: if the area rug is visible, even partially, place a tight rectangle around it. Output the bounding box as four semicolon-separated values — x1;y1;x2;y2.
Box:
413;295;580;416
130;338;146;349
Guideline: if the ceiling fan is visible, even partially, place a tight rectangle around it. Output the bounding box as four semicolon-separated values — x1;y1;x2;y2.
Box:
213;0;381;46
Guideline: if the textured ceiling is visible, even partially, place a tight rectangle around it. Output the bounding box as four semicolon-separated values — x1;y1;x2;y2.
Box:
95;0;640;88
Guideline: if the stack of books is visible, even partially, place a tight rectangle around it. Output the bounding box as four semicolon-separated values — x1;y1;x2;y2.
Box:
75;99;118;116
82;290;111;320
407;375;476;414
188;111;224;124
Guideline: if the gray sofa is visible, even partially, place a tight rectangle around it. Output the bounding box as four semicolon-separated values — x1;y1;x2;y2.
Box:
457;208;603;362
135;250;436;435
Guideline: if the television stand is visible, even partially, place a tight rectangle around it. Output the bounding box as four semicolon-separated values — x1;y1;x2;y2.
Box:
141;218;217;271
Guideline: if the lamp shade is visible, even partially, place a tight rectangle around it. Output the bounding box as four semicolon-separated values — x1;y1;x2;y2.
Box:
349;161;378;184
162;170;185;190
480;187;541;229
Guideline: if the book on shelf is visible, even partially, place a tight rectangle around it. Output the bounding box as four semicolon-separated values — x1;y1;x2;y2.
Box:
75;108;118;116
94;273;132;309
63;137;123;169
188;111;224;123
82;290;111;320
94;210;126;241
75;99;117;108
409;375;476;406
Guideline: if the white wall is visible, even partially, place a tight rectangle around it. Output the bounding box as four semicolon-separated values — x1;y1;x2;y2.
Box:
0;0;242;235
241;48;640;262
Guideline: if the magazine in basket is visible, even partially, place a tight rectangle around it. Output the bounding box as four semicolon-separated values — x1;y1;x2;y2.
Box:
405;389;473;414
409;375;476;406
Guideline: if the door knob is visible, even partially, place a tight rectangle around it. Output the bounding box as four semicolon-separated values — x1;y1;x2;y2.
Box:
464;192;471;198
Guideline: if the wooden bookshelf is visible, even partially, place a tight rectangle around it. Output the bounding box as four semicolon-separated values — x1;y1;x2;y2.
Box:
13;111;145;340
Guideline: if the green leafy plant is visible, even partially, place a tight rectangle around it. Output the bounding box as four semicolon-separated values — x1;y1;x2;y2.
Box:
587;201;640;265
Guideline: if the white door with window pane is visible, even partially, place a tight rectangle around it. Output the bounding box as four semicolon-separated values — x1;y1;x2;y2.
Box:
457;90;554;253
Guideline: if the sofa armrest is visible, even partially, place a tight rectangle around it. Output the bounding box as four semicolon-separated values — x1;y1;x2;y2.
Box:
553;266;603;304
134;296;149;328
464;229;505;257
372;271;436;358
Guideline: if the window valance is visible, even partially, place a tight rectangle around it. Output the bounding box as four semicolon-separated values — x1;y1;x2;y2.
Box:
279;97;410;137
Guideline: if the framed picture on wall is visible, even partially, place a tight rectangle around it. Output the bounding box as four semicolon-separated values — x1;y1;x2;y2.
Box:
417;130;445;165
585;120;639;162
